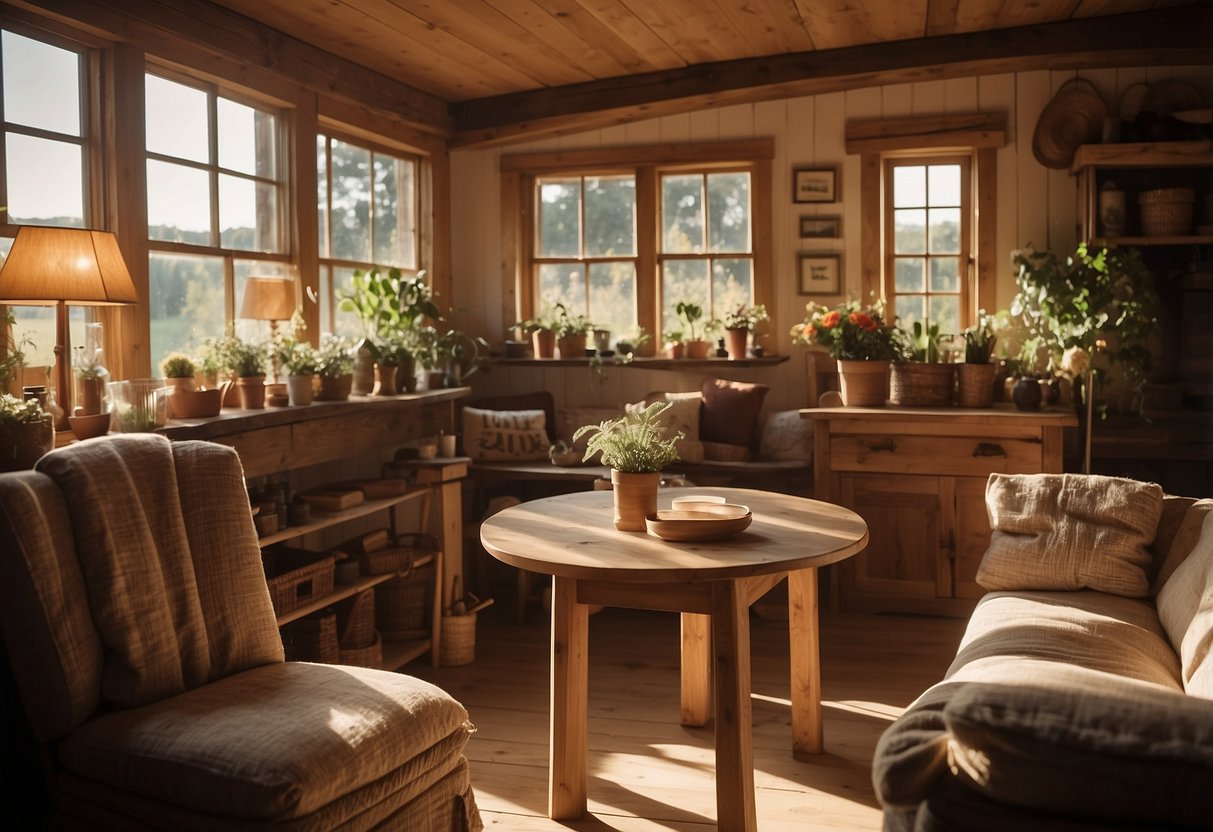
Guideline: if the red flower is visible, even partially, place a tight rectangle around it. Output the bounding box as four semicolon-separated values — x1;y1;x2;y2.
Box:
821;311;841;328
849;312;877;332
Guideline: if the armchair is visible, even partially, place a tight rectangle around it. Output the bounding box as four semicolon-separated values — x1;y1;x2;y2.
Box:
0;434;482;830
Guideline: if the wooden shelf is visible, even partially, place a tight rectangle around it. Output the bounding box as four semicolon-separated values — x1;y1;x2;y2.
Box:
258;490;429;547
381;637;433;670
1087;235;1213;247
492;355;789;370
276;572;396;626
1071;140;1213;171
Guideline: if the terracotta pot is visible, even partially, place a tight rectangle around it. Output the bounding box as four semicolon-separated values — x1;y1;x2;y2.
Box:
724;328;748;360
373;362;399;396
611;470;660;532
956;363;997;408
0;416;53;472
287;374;314;406
68;411;111;440
556;333;587;359
666;342;686;360
165;376;196;394
532;329;556;359
836;360;890;407
316;373;352;401
236;375;266;409
685;339;711;360
76;376;107;416
352;342;375;396
1012;377;1043;411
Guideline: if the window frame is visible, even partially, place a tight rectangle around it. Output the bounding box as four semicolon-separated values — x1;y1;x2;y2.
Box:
881;153;973;333
503;140;774;356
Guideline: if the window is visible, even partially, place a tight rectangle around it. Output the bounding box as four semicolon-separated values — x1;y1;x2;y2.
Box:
316;133;420;338
1;27;92;368
508;140;772;352
145;70;289;368
885;156;970;334
659;170;752;334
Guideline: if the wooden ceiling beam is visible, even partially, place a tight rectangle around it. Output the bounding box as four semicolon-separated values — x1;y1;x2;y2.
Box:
451;7;1212;147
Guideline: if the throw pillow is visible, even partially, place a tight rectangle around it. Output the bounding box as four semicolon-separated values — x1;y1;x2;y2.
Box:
976;473;1164;598
1155;509;1213;693
626;394;705;464
758;410;813;463
701;441;751;462
700;378;768;449
461;407;551;462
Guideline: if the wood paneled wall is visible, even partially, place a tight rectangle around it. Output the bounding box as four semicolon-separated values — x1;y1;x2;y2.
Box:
451;65;1213;414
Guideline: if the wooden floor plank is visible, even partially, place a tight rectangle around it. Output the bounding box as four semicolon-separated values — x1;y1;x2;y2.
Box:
412;602;964;830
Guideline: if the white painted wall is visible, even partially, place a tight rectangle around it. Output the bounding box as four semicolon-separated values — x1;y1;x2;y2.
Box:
450;66;1212;416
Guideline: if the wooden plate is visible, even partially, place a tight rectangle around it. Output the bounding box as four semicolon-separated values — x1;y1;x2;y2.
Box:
645;503;752;542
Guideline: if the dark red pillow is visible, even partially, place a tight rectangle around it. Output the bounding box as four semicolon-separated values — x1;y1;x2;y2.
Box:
699;379;769;449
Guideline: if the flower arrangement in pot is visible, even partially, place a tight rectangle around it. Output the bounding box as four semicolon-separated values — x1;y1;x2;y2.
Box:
791;297;901;406
957;311;998;408
721;303;769;360
573;401;682;531
228;337;269;410
0;394;53;472
315;334;355;401
891;319;955;408
277;339;319;406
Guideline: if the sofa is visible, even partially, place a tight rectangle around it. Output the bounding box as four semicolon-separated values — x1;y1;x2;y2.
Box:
873;473;1213;831
0;434;482;830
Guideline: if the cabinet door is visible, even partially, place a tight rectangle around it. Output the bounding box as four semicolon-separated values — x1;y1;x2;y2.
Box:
953;476;993;600
839;473;945;611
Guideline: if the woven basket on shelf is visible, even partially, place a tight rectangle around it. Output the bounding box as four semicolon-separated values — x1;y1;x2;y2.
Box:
263;547;335;617
360;532;439;576
1139;188;1195;237
335;588;376;649
375;561;435;639
439;612;477;666
280;610;339;663
890;363;956;407
339;631;382;668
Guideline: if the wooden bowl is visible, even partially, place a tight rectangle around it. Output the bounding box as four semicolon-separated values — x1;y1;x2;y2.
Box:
68;412;111;440
168;388;223;419
645;503;752;542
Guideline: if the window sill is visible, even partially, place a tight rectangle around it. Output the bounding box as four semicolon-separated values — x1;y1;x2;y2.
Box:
492;355;789;370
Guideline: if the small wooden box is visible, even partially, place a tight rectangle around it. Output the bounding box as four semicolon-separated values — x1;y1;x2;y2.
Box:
299;489;365;513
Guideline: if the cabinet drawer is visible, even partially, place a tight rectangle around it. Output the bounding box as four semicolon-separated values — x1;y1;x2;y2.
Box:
830;433;1043;477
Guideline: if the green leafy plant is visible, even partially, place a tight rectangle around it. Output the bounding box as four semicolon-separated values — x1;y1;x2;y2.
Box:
159;352;197;379
0;393;47;424
1;309;32;393
901;320;942;363
963;311;998;364
572;401;682;473
316;334;355;378
722;303;769;331
339;268;440;339
791;297;902;361
512;303;564;335
675;301;705;341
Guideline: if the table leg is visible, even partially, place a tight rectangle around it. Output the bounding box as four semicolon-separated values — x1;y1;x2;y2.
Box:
789;566;822;757
550;575;589;820
680;612;711;726
711;579;757;832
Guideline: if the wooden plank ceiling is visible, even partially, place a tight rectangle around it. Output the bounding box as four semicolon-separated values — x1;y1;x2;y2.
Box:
203;0;1208;144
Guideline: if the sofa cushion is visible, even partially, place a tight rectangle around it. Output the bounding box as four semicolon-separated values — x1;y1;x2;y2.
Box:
758;410;813;463
976;473;1164;598
59;662;471;821
1156;510;1213;695
627;393;705;464
699;378;768;449
945;673;1213;830
1152;496;1205;594
462;407;551;462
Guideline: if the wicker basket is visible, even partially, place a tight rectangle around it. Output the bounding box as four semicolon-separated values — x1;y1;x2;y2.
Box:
263;547;336;617
281;610;340;663
890;363;956;407
339;631;383;668
375;562;435;639
335;588;376;649
440;613;477;666
360;532;439;576
1139;188;1195;237
955;363;998;408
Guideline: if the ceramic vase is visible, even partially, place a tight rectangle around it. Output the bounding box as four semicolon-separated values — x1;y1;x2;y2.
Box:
352;341;375;396
836;360;890;407
532;330;555;359
287;374;314;406
1012;377;1042;411
611;470;660;532
373;362;399;396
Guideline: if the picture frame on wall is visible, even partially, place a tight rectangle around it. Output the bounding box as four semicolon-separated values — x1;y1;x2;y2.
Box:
798;254;841;295
799;215;842;239
792;167;837;203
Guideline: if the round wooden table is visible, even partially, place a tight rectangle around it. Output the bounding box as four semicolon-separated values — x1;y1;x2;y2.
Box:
480;487;868;831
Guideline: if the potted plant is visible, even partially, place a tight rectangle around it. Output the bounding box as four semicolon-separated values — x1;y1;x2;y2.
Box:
433;329;490;387
372;334;412;396
674;301;710;359
891;319;955;407
663;328;686;360
339;268;441;395
791;297;901;406
513;305;563;359
278;339;319;406
721;303;769;360
0;394;53;472
958;311;998;408
0;309;32;398
554;306;591;359
228;337;269;409
160;352;197;393
573;401;682;531
315;334;355;401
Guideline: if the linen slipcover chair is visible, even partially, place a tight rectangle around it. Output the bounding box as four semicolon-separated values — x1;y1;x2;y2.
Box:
0;434;481;831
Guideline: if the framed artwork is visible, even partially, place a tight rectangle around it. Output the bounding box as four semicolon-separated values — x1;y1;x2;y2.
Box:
798;254;841;295
792;167;837;203
799;215;842;239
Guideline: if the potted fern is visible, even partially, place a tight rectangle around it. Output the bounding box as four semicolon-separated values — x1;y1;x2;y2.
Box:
573;401;682;531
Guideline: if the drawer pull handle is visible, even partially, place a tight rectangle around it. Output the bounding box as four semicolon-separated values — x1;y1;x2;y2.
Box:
864;438;897;453
973;442;1007;458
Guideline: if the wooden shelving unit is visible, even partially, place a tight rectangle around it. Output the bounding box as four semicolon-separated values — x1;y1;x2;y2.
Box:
259;490;429;548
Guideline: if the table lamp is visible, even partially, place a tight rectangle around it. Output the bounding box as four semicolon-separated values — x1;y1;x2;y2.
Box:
239;275;296;383
0;226;138;431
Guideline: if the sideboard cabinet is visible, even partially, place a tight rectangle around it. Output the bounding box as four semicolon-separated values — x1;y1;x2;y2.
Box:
804;406;1077;617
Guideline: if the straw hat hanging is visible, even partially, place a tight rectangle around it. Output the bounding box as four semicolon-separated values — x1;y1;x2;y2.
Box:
1032;78;1108;169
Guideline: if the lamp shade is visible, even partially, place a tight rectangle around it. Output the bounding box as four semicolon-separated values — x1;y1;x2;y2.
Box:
239;276;296;321
0;226;138;305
